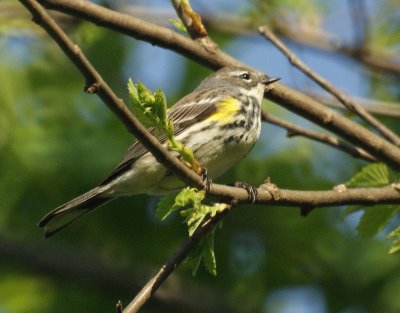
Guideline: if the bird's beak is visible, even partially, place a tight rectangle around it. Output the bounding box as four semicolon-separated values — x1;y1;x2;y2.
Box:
263;76;280;85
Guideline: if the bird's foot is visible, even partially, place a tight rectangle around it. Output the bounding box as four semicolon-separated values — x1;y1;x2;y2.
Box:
232;181;258;204
199;167;212;192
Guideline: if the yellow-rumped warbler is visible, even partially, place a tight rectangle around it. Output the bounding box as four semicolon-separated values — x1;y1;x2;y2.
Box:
39;66;279;237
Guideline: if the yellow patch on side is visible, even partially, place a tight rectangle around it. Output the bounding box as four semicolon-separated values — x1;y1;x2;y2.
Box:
207;97;240;123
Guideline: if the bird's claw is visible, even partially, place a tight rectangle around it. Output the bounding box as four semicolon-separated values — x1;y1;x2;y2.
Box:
232;181;258;204
200;167;212;192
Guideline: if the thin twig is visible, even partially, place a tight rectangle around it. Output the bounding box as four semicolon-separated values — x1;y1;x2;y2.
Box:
123;207;231;313
259;25;400;147
261;111;376;162
38;0;400;171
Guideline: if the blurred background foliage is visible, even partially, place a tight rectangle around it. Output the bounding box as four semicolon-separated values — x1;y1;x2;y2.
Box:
1;0;400;312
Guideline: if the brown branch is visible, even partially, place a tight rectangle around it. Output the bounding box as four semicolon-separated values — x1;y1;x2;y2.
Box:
261;111;376;162
258;185;400;210
123;206;231;313
259;25;400;147
37;0;400;171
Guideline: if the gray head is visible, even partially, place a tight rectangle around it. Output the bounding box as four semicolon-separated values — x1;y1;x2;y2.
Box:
197;66;279;91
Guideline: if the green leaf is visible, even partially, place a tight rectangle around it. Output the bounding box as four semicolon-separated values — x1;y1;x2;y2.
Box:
154;89;168;124
127;79;200;172
356;205;398;238
186;227;217;276
127;79;138;103
346;163;392;188
128;80;154;128
155;187;225;276
137;81;155;104
186;242;203;276
175;187;204;207
387;226;400;254
202;229;217;276
155;192;180;220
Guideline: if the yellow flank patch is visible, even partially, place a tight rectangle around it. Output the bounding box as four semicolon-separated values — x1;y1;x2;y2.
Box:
207;97;240;123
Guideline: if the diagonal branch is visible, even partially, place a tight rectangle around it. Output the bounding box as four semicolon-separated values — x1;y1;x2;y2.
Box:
259;25;400;147
38;0;400;171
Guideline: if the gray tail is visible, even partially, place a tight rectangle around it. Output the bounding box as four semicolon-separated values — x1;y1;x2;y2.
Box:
38;187;114;238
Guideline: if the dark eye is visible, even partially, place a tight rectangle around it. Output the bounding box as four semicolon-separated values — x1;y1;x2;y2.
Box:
240;72;251;80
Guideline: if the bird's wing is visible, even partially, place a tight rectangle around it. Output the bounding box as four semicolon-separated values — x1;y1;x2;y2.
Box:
100;90;227;185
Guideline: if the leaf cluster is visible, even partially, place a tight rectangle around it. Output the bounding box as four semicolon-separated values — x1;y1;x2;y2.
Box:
156;188;227;276
343;163;400;253
127;80;200;172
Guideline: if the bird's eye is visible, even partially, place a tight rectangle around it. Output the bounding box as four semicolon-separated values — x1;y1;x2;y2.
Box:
240;72;251;80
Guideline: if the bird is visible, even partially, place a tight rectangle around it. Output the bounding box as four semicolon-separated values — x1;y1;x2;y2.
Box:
38;66;280;237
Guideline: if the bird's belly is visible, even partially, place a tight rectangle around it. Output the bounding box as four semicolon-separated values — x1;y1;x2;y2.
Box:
194;134;257;178
105;123;260;195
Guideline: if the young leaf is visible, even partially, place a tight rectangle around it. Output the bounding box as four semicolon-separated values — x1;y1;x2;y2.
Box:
175;187;204;207
387;227;400;254
346;163;391;188
154;89;168;125
127;80;154;128
202;229;217;276
137;81;155;105
156;192;179;220
186;242;203;276
356;205;398;238
185;228;217;276
127;79;139;103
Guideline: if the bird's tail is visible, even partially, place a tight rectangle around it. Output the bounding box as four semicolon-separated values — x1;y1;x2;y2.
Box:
38;186;114;238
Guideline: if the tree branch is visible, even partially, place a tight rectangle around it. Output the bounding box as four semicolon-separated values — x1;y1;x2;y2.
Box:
37;0;400;171
261;111;376;162
259;25;400;147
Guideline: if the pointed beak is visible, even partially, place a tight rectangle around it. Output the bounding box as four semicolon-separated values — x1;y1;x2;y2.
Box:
263;76;280;85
